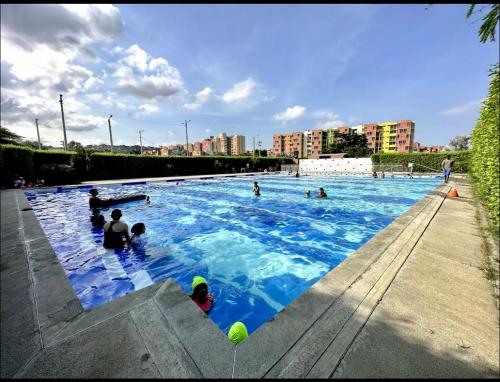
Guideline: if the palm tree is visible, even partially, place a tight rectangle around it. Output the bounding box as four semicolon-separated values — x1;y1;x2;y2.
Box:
466;4;500;43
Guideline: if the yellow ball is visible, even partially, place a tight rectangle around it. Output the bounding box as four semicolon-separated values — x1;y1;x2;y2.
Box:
228;322;248;345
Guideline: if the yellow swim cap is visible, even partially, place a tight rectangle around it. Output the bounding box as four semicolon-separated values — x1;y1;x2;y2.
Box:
228;322;248;345
192;276;208;292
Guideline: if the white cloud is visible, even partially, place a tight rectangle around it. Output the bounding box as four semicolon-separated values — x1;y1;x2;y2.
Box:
310;109;346;129
273;105;306;121
138;103;159;114
184;87;214;110
316;119;345;129
0;4;122;144
440;100;483;115
113;44;184;99
221;78;257;103
205;128;211;133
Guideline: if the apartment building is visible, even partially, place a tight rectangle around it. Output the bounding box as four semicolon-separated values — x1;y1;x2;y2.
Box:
270;120;415;158
413;141;446;153
201;137;217;155
231;135;246;155
272;132;304;158
365;120;415;153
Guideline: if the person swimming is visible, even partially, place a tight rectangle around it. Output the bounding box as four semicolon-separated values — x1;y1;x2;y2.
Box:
318;187;327;198
305;190;311;198
190;276;214;313
90;208;106;228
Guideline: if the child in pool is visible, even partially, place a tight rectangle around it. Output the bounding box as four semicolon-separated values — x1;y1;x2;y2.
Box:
190;276;215;313
130;222;146;251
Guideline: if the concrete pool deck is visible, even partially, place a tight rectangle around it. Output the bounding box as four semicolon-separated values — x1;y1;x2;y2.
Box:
1;175;498;378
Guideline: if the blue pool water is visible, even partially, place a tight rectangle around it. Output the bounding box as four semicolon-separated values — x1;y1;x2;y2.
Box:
25;174;440;335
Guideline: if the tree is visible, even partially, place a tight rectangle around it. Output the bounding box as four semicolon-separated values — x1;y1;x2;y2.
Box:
22;140;41;149
466;4;500;43
0;126;23;145
67;140;84;151
323;132;372;157
448;135;470;150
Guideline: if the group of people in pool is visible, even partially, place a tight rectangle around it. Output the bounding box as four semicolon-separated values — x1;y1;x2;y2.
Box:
89;189;149;251
91;207;147;251
253;181;327;198
89;188;248;344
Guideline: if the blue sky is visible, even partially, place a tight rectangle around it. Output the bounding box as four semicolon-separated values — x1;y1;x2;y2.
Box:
1;4;497;148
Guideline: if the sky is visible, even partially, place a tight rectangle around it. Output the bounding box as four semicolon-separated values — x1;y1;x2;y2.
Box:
1;4;498;149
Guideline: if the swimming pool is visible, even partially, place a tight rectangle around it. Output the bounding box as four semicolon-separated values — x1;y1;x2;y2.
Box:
25;174;441;335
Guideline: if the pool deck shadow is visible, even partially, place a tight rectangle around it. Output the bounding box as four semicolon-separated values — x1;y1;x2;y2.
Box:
1;177;498;378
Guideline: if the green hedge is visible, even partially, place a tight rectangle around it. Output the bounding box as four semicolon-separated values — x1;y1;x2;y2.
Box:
371;151;470;173
88;153;292;180
0;144;293;187
0;144;33;187
470;64;499;229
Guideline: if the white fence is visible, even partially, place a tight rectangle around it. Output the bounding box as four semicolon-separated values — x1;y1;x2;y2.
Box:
299;158;373;174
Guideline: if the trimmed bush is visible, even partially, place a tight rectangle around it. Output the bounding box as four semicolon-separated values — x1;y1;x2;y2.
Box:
38;164;79;186
0;144;33;187
88;153;292;180
32;150;77;180
470;64;499;229
32;150;75;166
371;151;470;173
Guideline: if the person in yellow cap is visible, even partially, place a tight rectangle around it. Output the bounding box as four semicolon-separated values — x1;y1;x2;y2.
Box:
190;276;214;313
228;321;248;345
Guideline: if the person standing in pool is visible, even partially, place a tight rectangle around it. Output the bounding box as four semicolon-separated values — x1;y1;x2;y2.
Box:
318;187;327;198
253;181;261;196
103;209;130;249
130;222;146;251
89;188;109;208
90;208;106;228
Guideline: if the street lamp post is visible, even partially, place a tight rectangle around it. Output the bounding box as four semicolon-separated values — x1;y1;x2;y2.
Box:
35;118;41;150
108;115;114;153
59;94;68;151
182;120;191;156
138;129;145;154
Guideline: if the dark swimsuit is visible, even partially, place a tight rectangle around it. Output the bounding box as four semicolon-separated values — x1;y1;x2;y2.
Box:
103;221;126;249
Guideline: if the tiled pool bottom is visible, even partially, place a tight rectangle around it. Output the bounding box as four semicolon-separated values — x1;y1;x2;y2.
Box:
25;174;441;335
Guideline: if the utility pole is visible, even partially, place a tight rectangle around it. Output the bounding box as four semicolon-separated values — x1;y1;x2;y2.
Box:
138;129;144;155
108;115;114;153
258;140;262;157
181;120;191;156
252;136;256;167
59;94;68;151
35;118;41;150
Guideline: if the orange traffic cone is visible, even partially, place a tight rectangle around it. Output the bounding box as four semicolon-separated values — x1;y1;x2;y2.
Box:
448;188;459;198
